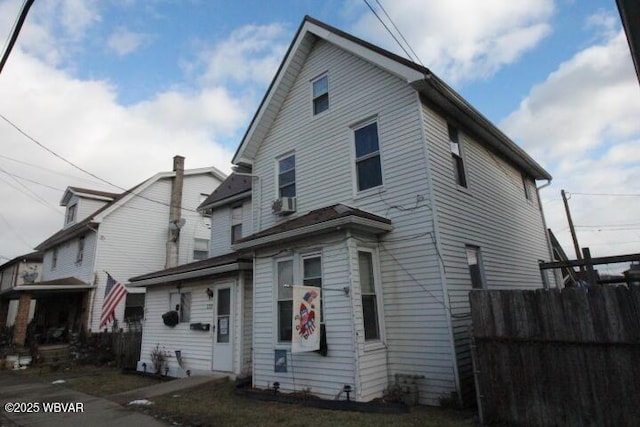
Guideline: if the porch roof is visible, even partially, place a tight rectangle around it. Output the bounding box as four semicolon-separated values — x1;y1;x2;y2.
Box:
129;252;252;287
232;204;392;251
0;277;93;297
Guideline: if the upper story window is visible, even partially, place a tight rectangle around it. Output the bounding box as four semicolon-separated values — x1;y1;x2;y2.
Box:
52;247;58;270
358;250;381;341
231;206;243;244
522;173;530;200
199;193;211;228
312;75;329;115
448;124;467;188
278;154;296;198
193;238;209;261
66;204;77;225
170;292;191;323
76;236;85;264
466;245;486;289
354;121;383;192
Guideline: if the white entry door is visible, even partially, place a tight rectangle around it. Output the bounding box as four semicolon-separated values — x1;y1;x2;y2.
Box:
212;284;233;372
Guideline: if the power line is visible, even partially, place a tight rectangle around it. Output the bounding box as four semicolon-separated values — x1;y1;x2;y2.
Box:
373;0;425;68
568;192;640;197
0;167;63;215
0;0;34;74
0;153;106;186
362;0;416;64
0;169;63;191
0;212;33;250
0;113;202;214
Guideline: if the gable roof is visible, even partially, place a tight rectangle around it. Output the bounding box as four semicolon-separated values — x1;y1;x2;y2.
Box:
232;16;551;181
60;187;120;206
198;173;252;212
232;204;392;250
36;166;227;251
0;251;43;270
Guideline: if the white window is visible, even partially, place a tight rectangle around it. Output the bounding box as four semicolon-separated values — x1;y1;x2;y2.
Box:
358;250;380;341
466;245;485;289
231;206;243;243
277;259;293;343
303;254;323;322
199;193;211;228
51;247;58;270
278;154;295;198
312;75;329;115
448;124;467;188
354;121;383;192
76;236;85;264
169;292;191;323
66;204;77;225
193;238;209;261
522;173;530;200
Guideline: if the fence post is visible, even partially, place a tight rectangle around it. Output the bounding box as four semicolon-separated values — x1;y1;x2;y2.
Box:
582;247;597;287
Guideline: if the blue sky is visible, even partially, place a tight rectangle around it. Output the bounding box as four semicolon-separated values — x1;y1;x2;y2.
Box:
1;0;639;274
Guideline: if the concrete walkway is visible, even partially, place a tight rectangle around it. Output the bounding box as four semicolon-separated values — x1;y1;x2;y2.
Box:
0;371;226;427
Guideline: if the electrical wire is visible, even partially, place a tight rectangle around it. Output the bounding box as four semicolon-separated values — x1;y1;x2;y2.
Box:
0;113;205;214
374;0;425;68
362;0;416;63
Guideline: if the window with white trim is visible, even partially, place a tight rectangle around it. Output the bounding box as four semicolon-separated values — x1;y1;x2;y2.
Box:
312;75;328;115
278;155;296;198
277;259;293;342
170;292;191;323
358;250;380;341
466;245;485;289
522;173;530;200
354;121;383;192
76;236;85;264
51;247;58;270
66;204;77;225
231;206;243;243
448;123;467;188
199;193;211;228
193;238;209;261
303;254;323;323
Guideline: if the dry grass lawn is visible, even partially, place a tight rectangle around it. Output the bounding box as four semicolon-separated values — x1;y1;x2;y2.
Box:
14;365;475;426
141;380;475;427
13;364;165;396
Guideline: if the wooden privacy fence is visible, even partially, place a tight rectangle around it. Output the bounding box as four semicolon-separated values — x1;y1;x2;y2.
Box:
112;330;142;369
470;286;640;427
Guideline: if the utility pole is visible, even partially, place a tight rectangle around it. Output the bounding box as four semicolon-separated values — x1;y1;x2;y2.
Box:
0;0;35;75
561;189;583;263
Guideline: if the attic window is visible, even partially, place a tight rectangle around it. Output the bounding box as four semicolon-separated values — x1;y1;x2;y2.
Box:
66;204;77;224
312;75;329;115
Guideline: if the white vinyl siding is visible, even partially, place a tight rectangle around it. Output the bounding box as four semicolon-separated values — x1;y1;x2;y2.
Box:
422;102;551;405
210;199;252;258
250;39;452;404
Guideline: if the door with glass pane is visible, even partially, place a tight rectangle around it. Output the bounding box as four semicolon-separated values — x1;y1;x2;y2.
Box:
212;284;233;372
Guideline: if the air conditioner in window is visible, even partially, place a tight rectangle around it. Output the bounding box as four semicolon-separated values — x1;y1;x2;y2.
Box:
272;197;296;215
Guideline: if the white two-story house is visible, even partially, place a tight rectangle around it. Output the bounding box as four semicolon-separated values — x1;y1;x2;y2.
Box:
129;172;254;377
17;156;225;345
227;16;555;406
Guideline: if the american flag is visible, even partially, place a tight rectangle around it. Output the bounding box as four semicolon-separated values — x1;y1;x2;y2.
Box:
99;273;127;329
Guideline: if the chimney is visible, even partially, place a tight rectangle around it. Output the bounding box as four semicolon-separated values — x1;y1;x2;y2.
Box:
166;155;185;268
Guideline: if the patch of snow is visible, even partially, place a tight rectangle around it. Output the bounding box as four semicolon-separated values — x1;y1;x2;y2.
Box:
128;399;154;406
51;380;66;384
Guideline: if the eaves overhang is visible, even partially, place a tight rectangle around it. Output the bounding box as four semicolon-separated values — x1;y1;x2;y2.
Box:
129;262;253;288
232;216;393;251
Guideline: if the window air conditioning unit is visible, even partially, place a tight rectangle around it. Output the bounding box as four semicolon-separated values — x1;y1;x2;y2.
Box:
272;197;296;215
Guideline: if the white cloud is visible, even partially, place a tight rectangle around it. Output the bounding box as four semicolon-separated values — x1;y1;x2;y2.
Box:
0;18;291;259
107;27;147;56
501;26;640;262
198;23;288;86
350;0;554;83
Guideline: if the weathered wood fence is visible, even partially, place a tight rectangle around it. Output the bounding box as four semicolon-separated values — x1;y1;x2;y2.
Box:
70;329;142;369
470;286;640;426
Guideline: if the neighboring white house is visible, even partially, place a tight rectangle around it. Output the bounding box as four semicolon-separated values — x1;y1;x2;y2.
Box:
226;16;555;407
129;173;254;378
20;156;226;341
